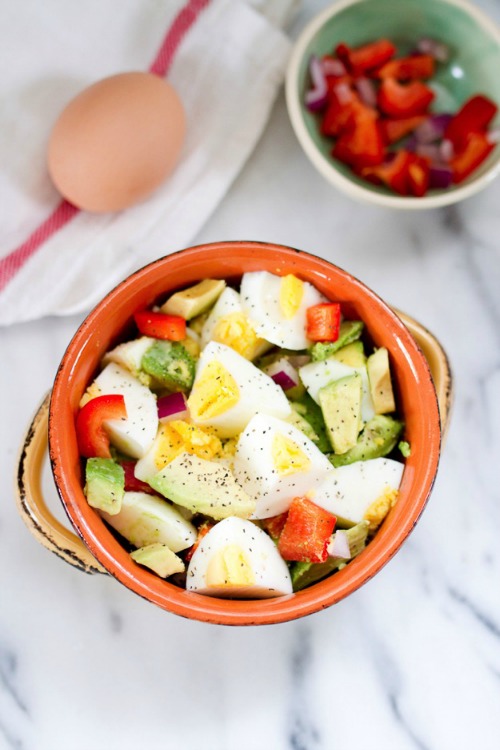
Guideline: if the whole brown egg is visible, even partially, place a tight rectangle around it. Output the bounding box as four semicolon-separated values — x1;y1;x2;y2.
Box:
47;72;186;212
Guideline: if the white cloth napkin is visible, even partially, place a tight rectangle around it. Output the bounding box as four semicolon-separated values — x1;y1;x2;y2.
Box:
0;0;296;326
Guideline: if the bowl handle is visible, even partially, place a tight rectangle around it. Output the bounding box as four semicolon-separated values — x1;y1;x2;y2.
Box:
396;309;453;439
15;393;107;575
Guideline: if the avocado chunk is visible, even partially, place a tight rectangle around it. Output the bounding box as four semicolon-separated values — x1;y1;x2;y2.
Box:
130;543;185;578
310;321;364;362
367;347;396;414
141;340;195;392
84;458;124;515
319;374;362;454
286;408;320;444
149;452;256;520
160;279;226;320
100;491;197;551
289;393;330;453
291;521;369;591
332;341;366;368
330;414;404;467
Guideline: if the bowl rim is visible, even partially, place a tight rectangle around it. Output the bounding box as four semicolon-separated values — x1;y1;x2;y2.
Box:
49;241;441;625
285;0;500;209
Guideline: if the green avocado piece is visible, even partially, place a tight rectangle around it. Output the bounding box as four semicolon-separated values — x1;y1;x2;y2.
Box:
330;414;404;467
367;347;396;414
149;453;256;520
160;279;226;320
332;341;366;368
289;393;330;453
141;340;195;392
130;543;185;578
310;321;364;362
291;521;370;591
319;373;363;454
84;458;124;515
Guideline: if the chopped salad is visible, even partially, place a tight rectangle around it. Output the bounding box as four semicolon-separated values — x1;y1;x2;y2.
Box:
77;272;406;598
305;36;498;195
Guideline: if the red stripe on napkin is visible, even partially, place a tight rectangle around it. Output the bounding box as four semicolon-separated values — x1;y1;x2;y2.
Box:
0;0;211;295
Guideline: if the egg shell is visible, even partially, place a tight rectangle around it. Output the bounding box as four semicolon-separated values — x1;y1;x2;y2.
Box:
186;517;293;598
233;413;332;519
240;271;328;350
47;72;186;212
187;341;291;438
311;457;404;526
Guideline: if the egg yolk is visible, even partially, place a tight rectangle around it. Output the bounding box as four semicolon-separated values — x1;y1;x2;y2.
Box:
206;545;255;587
211;312;267;360
154;419;222;469
187;360;239;419
279;274;304;320
272;433;311;476
364;488;399;530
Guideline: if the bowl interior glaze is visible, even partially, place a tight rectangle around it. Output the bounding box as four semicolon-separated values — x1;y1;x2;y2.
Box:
49;242;441;625
287;0;500;208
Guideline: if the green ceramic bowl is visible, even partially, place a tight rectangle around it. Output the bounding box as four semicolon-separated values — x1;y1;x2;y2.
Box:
286;0;500;208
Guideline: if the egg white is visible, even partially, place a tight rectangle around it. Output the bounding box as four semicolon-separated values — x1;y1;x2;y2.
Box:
299;358;376;424
311;457;404;526
186;517;293;598
240;271;328;350
233;413;332;519
187;341;291;438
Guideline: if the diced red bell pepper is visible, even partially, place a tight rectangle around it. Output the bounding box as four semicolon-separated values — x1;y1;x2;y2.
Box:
380;115;427;144
306;302;341;342
278;497;337;564
406;154;431;197
336;39;396;75
134;310;186;341
376;54;435;81
450;131;494;184
76;394;127;459
261;512;289;540
321;85;362;137
378;77;435;118
445;94;498;150
332;109;384;168
121;461;155;494
359;150;414;195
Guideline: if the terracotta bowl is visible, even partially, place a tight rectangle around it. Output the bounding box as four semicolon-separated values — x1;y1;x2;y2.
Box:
17;242;443;625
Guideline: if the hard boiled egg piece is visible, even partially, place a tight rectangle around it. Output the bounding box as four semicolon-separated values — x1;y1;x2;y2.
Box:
186;517;292;598
233;414;332;519
311;457;404;529
94;363;158;458
200;286;271;360
299;358;376;424
240;271;328;350
187;341;291;438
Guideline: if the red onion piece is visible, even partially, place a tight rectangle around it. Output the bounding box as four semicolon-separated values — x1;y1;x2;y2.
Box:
417;37;450;62
305;55;329;111
327;530;351;559
429;165;453;189
157;392;188;422
322;58;347;77
265;358;299;391
414;114;453;144
355;77;377;108
439;138;454;162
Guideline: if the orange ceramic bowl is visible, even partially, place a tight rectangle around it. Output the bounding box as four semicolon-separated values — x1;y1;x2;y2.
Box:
49;241;441;625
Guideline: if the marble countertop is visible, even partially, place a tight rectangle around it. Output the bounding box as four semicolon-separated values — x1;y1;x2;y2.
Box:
2;1;500;748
